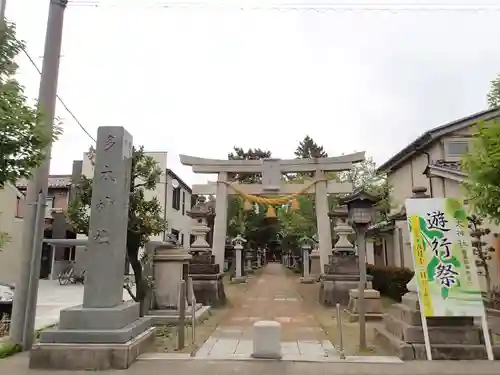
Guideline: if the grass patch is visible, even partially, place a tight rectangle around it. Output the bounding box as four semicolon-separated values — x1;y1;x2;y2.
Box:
0;341;22;359
294;274;390;356
152;275;253;354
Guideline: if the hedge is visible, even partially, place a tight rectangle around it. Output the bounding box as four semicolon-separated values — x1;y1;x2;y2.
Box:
367;264;414;302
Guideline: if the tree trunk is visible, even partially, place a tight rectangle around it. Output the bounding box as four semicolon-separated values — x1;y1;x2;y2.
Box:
127;246;147;317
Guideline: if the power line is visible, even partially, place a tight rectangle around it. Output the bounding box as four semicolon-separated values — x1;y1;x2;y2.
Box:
20;46;96;143
67;0;500;12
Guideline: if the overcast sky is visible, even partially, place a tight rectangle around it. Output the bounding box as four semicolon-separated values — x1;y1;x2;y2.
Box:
7;0;500;186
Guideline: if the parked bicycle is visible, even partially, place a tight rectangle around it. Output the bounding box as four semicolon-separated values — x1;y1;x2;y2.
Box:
58;265;85;285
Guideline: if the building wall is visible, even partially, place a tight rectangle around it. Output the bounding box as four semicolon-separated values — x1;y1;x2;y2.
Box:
81;151;192;248
387;141;444;209
0;184;25;285
385;124;500;290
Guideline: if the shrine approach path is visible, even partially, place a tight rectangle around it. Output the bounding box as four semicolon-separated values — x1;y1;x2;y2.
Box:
196;263;334;359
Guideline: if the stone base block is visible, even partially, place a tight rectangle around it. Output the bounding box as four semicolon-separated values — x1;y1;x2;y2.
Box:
148;305;211;325
319;280;358;306
346;312;384;323
231;276;247;284
300;276;316;284
389;302;475;328
40;317;152;344
58;300;140;330
383;314;482;345
252;320;282;359
345;288;384;322
29;327;155;370
374;326;500;360
190;273;226;307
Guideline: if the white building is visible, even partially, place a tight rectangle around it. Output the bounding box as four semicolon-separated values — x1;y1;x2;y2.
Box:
77;151;192;273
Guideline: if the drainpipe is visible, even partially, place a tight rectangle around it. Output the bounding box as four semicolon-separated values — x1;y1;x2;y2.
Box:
163;173;168;240
422;151;434;198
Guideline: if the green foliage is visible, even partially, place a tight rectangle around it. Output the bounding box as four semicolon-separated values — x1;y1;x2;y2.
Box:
338;157;392;221
66;146;166;304
462;119;500;223
0;21;60;187
468;214;495;293
367;264;414;302
227;147;271;183
0;341;22;359
0;230;10;251
226;146;282;246
487;74;500;109
294;135;328;158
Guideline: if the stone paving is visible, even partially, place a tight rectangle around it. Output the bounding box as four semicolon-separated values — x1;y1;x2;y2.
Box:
35;280;133;330
195;263;337;360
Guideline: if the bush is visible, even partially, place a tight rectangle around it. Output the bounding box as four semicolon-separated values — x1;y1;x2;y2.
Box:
367;264;414;302
0;342;22;359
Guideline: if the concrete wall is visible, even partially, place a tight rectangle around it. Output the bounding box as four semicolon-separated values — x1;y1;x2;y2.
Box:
0;184;25;285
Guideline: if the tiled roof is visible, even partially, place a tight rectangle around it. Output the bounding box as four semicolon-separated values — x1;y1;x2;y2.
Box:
17;175;72;189
432;160;462;172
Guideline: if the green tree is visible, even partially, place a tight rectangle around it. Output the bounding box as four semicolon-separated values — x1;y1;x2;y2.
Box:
338;157;392;221
66;146;166;309
226;146;281;246
294;135;328;158
227;147;271;183
462;119;500;223
0;221;10;251
487;74;500;108
468;214;495;293
0;21;59;187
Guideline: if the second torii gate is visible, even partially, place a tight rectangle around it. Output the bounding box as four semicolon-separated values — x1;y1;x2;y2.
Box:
180;152;365;272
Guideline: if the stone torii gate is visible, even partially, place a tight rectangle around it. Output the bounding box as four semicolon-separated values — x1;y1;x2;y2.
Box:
180;152;365;272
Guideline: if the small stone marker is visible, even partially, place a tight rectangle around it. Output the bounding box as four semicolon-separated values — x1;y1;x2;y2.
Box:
252;320;282;359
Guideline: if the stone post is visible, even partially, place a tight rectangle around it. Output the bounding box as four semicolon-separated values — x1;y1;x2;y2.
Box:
31;127;154;371
300;237;315;284
245;248;254;274
148;236;200;324
309;234;321;279
232;235;247;283
315;170;333;272
213;172;228;269
366;238;375;265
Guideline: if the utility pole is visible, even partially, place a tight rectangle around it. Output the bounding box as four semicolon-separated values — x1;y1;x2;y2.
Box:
9;0;68;348
0;0;6;21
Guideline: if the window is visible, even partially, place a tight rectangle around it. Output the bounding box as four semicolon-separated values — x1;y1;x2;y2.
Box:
46;197;55;209
182;191;186;215
445;140;469;159
15;196;23;218
172;187;181;210
180;233;184;246
171;229;180;242
63;247;76;261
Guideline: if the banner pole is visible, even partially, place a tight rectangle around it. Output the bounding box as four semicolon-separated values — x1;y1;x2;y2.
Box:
420;312;432;360
480;312;494;360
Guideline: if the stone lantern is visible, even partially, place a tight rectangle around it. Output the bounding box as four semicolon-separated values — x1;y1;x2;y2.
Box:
187;196;225;306
188;195;214;256
231;235;247;283
299;236;316;284
330;205;355;255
